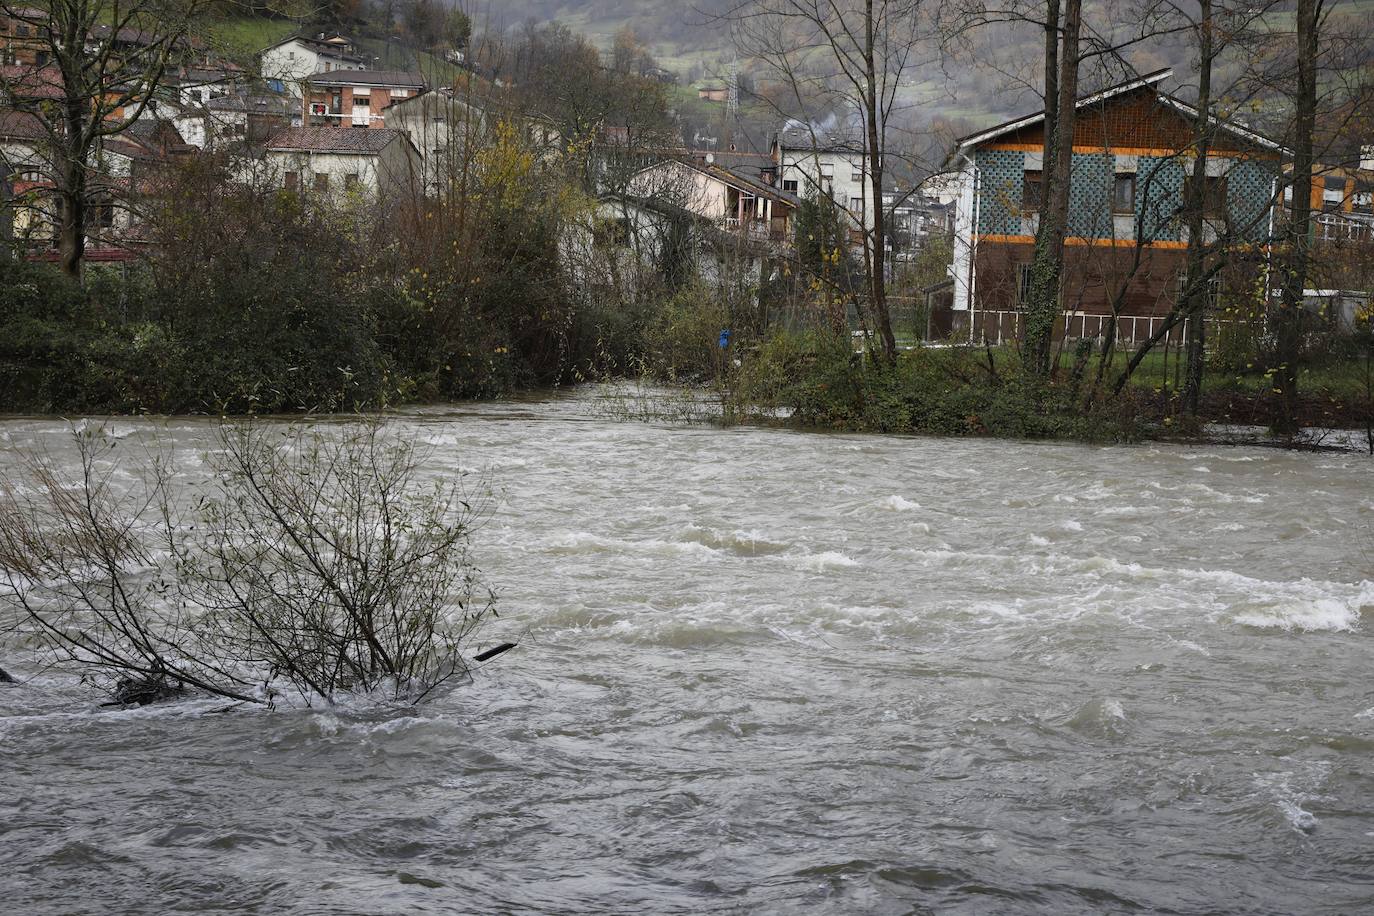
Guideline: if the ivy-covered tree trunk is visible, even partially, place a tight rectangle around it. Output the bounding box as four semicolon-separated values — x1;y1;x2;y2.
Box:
1181;0;1215;416
1274;0;1321;434
1023;0;1081;379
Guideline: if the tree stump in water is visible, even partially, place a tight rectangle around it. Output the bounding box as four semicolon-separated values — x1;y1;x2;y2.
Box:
102;676;185;707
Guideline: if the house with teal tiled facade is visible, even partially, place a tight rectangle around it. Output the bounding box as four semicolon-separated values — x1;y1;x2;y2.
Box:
943;69;1283;344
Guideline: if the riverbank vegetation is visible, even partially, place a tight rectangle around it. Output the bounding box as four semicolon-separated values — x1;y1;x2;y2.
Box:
2;6;1371;451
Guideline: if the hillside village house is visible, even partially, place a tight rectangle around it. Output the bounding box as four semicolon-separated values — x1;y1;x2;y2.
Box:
264;127;421;198
2;108;189;258
260;33;367;97
384;88;486;190
578;192;782;306
1288;146;1374;327
944;68;1283;344
204;94;298;148
304;70;425;129
772;129;878;244
0;6;47;66
627;155;798;242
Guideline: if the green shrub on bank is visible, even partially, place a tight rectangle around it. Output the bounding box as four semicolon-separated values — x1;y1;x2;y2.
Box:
0;257;390;414
728;330;1144;441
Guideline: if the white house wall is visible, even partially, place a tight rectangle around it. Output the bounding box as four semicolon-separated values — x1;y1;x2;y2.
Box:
779;148;875;234
950;157;977;313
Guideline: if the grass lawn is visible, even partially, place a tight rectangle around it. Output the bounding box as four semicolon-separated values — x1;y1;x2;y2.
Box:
201;16;296;65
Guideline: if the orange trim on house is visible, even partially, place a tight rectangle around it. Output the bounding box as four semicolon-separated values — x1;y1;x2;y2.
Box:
982;142;1275;159
975;232;1189;250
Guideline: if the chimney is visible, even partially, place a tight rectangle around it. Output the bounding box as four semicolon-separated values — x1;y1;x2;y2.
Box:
1362;144;1374;172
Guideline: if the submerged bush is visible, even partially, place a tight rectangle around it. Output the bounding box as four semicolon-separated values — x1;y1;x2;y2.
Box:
0;421;500;707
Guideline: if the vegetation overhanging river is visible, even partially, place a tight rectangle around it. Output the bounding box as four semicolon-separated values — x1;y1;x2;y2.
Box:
2;386;1372;913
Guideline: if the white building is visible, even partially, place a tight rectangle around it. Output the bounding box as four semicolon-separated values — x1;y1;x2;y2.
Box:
625;156;796;242
205;94;299;149
263;127;421;199
259;33;368;98
383;88;486;191
772;128;876;243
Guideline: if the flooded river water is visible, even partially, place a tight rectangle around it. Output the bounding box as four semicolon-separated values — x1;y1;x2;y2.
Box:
2;388;1373;914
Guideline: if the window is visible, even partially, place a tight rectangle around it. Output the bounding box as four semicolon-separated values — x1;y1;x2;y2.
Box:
849;196;863;213
390;88;409;98
324;61;332;72
353;95;370;107
783;179;798;193
344;173;358;189
1017;263;1033;303
284;170;299;191
851;163;863;182
1112;173;1136;213
314;173;329;192
1354;190;1373;214
1183;175;1228;218
1022;169;1043;210
16;25;30;38
820;162;834;178
1323;175;1346;191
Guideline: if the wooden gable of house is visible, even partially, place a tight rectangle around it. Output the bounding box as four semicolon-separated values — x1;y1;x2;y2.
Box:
987;85;1262;158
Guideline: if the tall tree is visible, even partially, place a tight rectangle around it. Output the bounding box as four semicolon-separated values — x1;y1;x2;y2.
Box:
1021;0;1081;378
1272;0;1323;434
1179;0;1215;416
727;0;930;363
0;0;200;277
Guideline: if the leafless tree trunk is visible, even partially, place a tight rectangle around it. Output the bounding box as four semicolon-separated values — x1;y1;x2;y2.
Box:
1180;0;1215;416
1022;0;1081;378
1273;0;1324;434
726;0;928;363
0;0;200;278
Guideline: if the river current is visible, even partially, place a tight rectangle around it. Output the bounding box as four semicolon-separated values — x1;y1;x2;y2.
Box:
2;388;1372;914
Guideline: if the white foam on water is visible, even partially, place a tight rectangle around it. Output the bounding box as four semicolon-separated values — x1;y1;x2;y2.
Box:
784;550;859;572
1029;535;1050;547
545;531;719;559
881;495;921;512
1255;770;1326;834
1233;596;1366;632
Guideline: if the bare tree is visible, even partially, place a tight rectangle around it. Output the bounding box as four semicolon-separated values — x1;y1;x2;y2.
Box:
726;0;932;362
0;421;501;707
0;0;203;277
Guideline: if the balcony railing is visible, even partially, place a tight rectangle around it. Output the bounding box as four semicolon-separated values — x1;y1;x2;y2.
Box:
724;216;789;241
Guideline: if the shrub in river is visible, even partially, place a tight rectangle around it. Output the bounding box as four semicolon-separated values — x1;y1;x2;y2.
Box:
0;421;499;707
